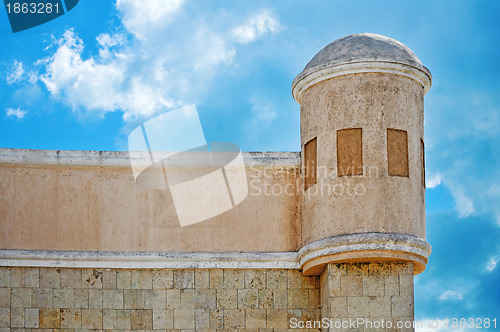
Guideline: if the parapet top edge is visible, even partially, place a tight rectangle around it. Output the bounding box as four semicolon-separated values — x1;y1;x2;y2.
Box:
0;148;301;168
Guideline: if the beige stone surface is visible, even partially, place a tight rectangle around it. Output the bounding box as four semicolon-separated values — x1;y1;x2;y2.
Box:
39;268;60;289
11;288;31;307
217;289;237;309
238;289;259;308
245;270;266;289
60;269;82;289
369;296;391;317
10;268;25;288
152;309;173;329
195;270;210;289
10;307;24;328
173;309;194;329
73;288;89;308
209;308;224;328
0;289;9;308
124;289;145;309
0;269;9;288
130;309;152;329
60;308;81;329
194;308;209;328
273;289;287;308
31;289;52;308
153;269;173;289
385;276;400;296
88;289;103;309
81;309;102;329
131;269;152;289
25;308;39;328
363;276;385;296
26;268;39;288
246;308;267;328
288;289;308;308
0;308;9;328
102;309;116;329
258;289;273;308
224;308;245;328
0;266;321;330
0;160;301;253
52;289;73;308
166;289;180;309
103;289;124;309
102;269;117;289
116;309;132;329
329;296;347;317
39;308;60;328
82;269;103;289
209;269;223;289
392;296;414;317
321;263;414;323
224;269;245;289
267;270;287;289
180;289;195;310
300;73;426;245
267;308;288;328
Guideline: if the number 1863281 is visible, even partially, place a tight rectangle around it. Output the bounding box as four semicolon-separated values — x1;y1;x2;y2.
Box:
6;2;60;14
446;318;497;329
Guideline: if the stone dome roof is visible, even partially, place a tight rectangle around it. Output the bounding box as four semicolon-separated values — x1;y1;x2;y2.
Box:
304;33;423;71
292;33;432;102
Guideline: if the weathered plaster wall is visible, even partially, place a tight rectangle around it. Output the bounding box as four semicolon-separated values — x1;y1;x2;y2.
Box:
300;73;426;245
0;150;301;253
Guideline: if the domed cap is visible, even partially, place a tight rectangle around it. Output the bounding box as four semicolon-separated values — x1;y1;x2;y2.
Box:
292;33;432;102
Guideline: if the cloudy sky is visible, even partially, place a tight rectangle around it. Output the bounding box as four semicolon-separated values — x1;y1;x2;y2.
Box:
1;1;499;329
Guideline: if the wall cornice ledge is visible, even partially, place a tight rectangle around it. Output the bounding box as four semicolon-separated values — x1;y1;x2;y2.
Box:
0;249;300;270
298;232;431;276
0;232;431;274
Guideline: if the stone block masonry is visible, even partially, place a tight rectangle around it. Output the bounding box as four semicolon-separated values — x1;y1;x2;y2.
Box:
0;267;321;331
320;262;415;332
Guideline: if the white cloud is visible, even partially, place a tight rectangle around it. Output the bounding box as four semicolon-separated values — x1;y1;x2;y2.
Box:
250;98;276;125
485;256;499;272
448;186;475;217
6;107;27;120
96;33;126;59
33;4;282;121
115;0;184;39
425;92;500;223
426;173;443;189
39;29;128;115
6;61;25;84
233;10;281;44
438;289;464;301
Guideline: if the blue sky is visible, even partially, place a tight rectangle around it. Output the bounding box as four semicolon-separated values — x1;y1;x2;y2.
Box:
1;0;500;329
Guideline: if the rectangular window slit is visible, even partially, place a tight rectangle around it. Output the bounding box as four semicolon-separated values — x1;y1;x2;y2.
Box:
337;128;363;177
387;128;409;177
421;138;425;188
304;137;317;190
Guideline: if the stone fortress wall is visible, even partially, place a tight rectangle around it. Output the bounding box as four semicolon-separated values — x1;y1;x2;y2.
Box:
0;33;432;331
